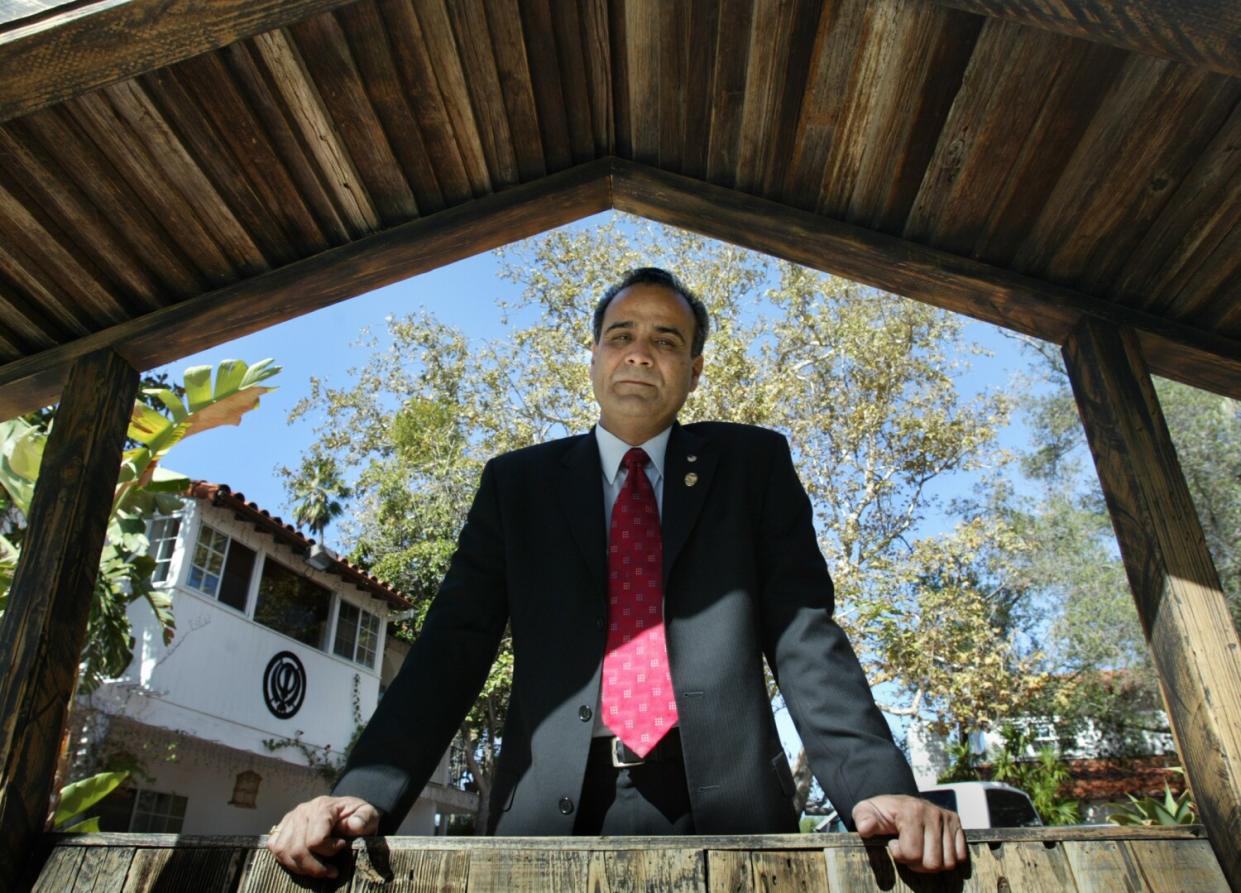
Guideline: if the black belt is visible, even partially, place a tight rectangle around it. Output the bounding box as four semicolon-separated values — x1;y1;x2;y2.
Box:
591;729;682;768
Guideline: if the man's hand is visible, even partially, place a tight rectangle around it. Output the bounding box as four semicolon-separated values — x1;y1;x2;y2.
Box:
266;795;380;879
852;794;968;873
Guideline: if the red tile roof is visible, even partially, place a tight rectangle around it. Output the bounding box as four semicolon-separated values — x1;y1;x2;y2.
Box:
187;481;411;609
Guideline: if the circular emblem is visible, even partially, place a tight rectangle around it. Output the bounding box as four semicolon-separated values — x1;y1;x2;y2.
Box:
263;651;306;719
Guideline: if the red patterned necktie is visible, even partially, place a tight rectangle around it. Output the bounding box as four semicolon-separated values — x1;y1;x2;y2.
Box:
601;447;679;757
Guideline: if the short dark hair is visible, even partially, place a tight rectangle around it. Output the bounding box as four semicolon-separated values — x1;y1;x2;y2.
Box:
592;267;710;357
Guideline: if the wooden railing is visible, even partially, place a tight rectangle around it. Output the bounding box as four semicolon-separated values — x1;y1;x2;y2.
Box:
27;825;1227;891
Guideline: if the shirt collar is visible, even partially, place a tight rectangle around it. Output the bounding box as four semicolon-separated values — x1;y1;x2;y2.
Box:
595;423;671;485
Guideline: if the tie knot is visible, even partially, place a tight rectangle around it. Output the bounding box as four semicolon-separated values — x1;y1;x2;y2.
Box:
622;447;650;473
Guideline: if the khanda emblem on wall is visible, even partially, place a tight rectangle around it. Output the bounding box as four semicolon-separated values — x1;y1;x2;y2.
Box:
263;651;307;719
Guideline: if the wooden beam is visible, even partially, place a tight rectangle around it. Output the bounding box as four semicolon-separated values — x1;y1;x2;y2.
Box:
931;0;1241;80
610;160;1241;400
0;0;361;123
1061;319;1241;892
0;349;137;892
0;159;612;419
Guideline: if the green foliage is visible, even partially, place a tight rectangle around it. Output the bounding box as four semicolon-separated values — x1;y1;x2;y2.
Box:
281;448;352;540
939;725;1080;825
54;770;129;832
0;359;280;692
1108;777;1197;827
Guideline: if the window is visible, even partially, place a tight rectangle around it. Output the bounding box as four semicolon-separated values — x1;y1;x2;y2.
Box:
187;524;255;611
334;602;381;668
986;789;1042;827
148;516;181;583
229;771;261;809
254;558;332;649
93;787;187;833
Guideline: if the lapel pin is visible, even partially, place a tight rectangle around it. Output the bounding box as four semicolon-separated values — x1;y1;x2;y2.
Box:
684;472;698;487
687;454;697;463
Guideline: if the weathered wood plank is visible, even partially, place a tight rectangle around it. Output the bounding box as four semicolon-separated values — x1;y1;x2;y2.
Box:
0;242;84;348
608;0;631;158
611;160;1241;401
518;0;572;172
1125;96;1241;318
0;123;164;310
0;178;115;333
624;0;659;165
657;0;686;174
289;11;419;225
0;159;611;418
0;0;360;123
252;26;381;238
123;847;246;893
444;0;521;189
932;0;1241;79
69;89;239;286
29;844;84;893
822;844;962;891
966;840;1081;892
585;848;705;893
483;0;546;182
74;845;136;893
101;77;270;275
705;850;751;893
549;0;596;164
1127;839;1232;892
812;0;980;231
1061;320;1241;893
468;849;580;890
0;349;137;893
678;0;719;180
750;849;827;891
1061;839;1150;892
336;0;446;216
704;0;753;187
1014;56;1237;294
377;0;473;204
579;0;612;156
413;0;493;196
136;61;304;268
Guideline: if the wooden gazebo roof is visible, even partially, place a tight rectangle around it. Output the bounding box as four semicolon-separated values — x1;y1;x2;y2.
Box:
0;0;1237;419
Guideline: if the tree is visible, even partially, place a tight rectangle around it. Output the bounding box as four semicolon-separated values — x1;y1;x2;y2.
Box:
0;358;281;691
286;215;1024;823
281;448;352;541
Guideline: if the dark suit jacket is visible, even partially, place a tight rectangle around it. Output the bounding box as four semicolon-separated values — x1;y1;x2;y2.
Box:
334;421;916;834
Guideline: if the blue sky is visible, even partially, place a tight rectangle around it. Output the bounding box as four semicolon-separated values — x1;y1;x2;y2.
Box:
153;211;1048;545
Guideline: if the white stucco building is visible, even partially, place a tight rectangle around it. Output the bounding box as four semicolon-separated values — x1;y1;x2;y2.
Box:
74;482;476;835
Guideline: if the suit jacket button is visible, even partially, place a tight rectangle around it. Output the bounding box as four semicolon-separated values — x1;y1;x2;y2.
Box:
559;796;574;815
579;705;592;722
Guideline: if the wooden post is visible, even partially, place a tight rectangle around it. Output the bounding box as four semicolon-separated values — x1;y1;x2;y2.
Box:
1061;318;1241;889
0;349;137;892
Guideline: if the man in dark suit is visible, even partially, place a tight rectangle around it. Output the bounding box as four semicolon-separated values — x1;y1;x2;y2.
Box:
268;268;966;878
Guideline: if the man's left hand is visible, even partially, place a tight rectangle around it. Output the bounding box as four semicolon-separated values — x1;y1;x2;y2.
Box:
852;794;968;873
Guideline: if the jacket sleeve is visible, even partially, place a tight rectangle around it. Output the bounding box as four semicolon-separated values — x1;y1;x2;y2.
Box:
755;434;917;826
332;459;509;832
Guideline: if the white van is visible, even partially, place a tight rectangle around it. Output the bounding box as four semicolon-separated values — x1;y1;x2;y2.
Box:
814;781;1042;832
917;782;1042;829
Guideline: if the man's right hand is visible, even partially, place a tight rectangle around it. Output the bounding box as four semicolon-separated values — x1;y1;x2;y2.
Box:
266;795;380;879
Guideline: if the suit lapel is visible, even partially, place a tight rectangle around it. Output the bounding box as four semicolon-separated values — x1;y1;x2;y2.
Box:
558;431;607;596
662;423;715;586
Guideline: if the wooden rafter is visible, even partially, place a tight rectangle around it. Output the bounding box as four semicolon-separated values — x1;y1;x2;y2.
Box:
611;160;1241;399
0;0;362;123
932;0;1241;79
0;159;612;418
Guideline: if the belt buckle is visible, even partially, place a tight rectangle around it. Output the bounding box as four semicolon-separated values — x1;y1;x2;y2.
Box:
611;737;645;768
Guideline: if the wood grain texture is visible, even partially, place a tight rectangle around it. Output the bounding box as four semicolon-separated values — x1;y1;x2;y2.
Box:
122;847;245;893
1126;839;1232;892
0;159;612;419
585;847;705;893
549;0;596;164
624;0;659;165
1062;320;1241;893
750;849;827;892
611;160;1241;400
468;849;580;890
703;0;753;187
484;0;546;181
336;0;446;215
1061;839;1150;893
253;26;382;237
0;0;360;122
518;0;572;172
966;840;1081;892
705;850;751;893
0;349;137;893
29;845;84;893
933;0;1241;79
579;0;612;156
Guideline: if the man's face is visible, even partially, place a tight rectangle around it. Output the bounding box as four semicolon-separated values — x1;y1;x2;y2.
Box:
590;283;703;442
